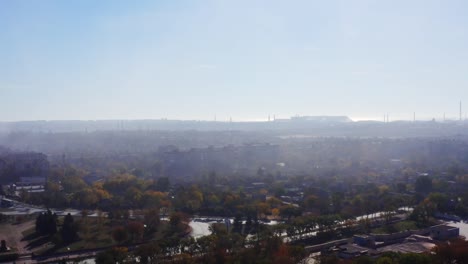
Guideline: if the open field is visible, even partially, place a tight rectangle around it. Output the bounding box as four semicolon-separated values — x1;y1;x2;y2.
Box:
0;219;35;254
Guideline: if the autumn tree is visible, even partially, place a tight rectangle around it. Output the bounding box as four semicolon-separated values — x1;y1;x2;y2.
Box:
143;208;160;234
134;242;161;264
96;247;128;264
169;212;189;235
126;221;144;242
432;237;468;264
112;226;128;244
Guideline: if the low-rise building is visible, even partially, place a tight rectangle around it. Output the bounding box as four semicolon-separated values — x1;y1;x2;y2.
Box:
430;225;460;240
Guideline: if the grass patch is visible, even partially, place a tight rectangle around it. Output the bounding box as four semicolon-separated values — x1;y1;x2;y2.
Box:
22;226;36;237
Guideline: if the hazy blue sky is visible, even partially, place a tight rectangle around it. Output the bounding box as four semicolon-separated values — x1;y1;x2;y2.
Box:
1;0;468;121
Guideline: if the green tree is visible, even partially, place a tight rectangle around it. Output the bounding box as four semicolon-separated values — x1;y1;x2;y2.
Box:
35;210;57;235
427;192;448;212
96;247;128;264
154;177;169;192
376;256;394;264
399;253;431;264
415;176;432;193
61;213;78;243
279;205;302;220
134;243;161;264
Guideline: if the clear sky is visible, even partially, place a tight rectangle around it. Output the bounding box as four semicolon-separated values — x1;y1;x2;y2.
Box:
1;0;468;122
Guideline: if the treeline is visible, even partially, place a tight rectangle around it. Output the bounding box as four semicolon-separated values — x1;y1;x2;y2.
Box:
93;230;468;264
35;211;78;245
21;160;468;221
96;224;307;264
23;172;171;210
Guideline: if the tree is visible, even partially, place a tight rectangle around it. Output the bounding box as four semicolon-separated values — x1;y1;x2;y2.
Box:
61;175;87;193
143;208;160;234
154;177;169;192
96;247;128;264
415;176;432;193
432;237;468;264
354;256;373;264
0;240;6;252
428;192;448;212
399;253;431;264
279;205;302;220
125;186;143;207
35;210;57;236
134;242;161;264
127;221;144;242
410;199;436;225
396;182;407;193
169;212;189;234
61;213;78;243
376;256;394;264
112;226;128;244
288;245;307;264
232;214;243;234
72;188;99;208
303;194;318;211
331;192;344;214
95;250;114;264
180;237;197;255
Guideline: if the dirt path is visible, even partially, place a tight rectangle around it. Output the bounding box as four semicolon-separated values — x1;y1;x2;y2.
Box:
0;220;35;254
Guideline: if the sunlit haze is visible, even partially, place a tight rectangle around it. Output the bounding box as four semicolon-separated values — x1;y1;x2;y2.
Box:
2;0;468;121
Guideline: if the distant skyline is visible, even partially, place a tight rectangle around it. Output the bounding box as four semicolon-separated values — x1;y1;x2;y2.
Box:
2;0;468;122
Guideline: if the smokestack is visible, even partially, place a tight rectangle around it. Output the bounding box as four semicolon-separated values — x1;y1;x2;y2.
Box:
460;101;462;121
413;112;416;122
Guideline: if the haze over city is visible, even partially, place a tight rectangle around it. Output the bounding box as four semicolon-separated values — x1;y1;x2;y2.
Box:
2;0;468;121
3;1;468;264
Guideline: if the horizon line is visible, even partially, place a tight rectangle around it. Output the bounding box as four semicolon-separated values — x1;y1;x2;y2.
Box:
0;115;467;124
